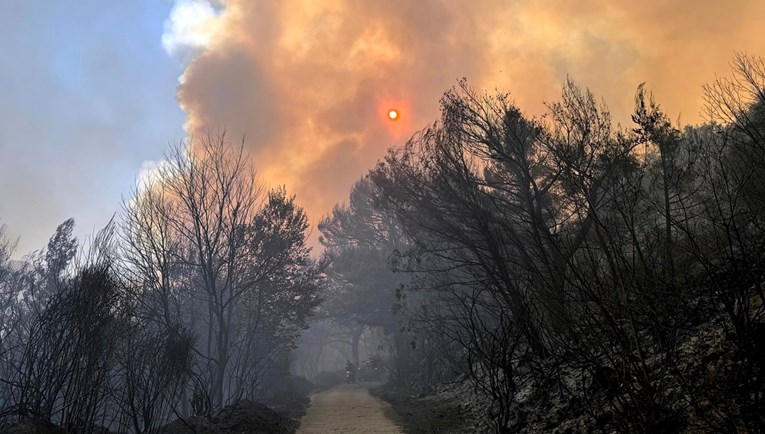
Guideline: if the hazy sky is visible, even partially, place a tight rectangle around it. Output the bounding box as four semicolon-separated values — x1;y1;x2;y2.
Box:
0;0;184;255
2;0;765;255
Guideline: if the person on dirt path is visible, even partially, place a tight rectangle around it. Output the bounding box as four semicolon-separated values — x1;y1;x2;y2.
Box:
345;359;357;383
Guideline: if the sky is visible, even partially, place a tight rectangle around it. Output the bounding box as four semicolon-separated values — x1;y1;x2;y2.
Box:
2;0;765;256
0;0;185;255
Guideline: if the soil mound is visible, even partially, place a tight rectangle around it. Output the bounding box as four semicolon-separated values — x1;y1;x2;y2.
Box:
159;400;298;434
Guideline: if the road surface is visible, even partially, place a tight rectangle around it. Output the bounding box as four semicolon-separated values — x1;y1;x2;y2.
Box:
297;383;403;433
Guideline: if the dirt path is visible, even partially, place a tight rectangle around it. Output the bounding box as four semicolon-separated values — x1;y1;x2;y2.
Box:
296;383;403;434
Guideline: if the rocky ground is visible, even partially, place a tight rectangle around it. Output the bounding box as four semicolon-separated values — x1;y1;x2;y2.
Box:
376;310;764;433
372;381;491;434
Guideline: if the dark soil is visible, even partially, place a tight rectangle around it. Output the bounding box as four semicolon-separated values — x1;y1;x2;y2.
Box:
158;400;299;434
6;420;67;434
5;376;314;434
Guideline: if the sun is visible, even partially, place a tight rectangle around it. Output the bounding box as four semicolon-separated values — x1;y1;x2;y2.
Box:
388;109;399;121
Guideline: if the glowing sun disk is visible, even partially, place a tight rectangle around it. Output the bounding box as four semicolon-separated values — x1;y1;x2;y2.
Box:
388;109;399;120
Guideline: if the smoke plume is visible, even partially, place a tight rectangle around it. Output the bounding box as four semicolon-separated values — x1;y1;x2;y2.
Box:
166;0;765;237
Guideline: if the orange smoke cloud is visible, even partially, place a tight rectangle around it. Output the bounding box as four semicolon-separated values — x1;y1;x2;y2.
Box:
173;0;765;243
